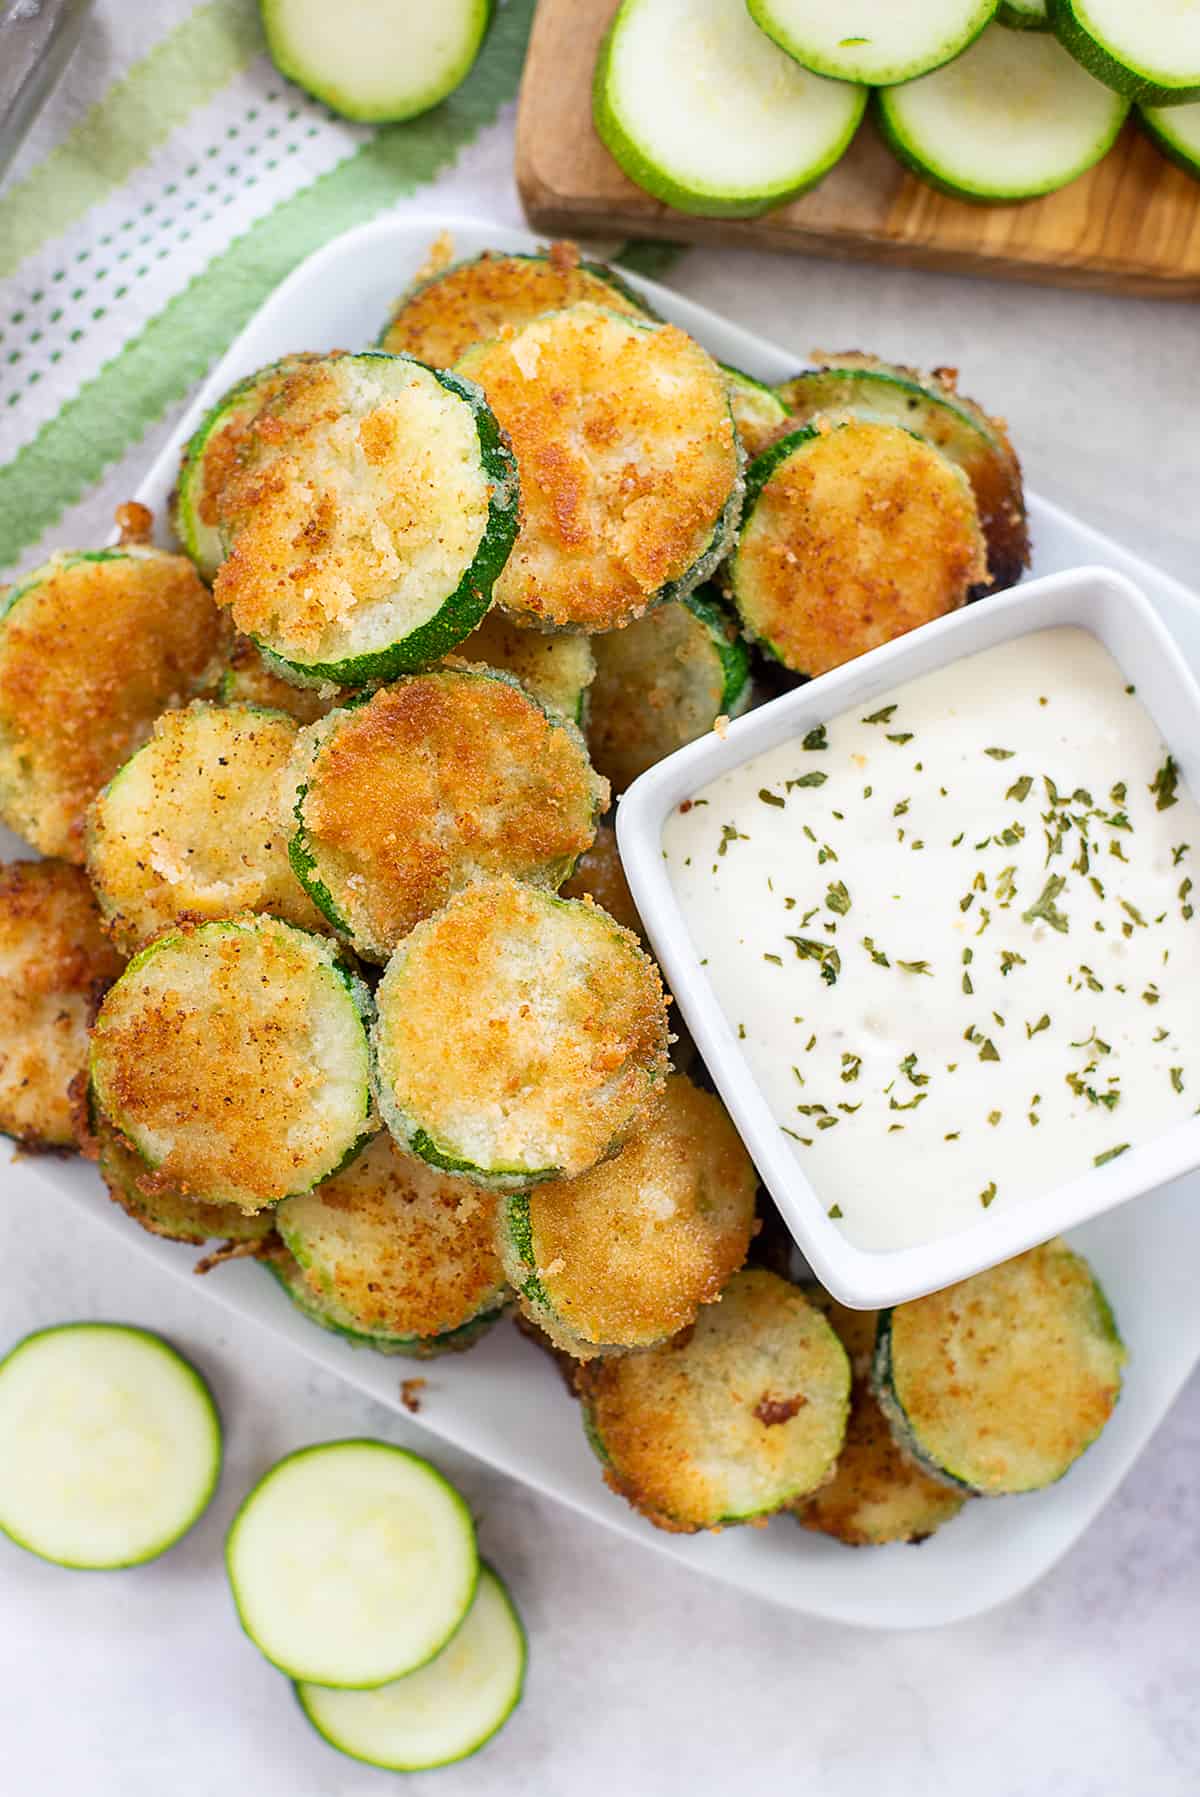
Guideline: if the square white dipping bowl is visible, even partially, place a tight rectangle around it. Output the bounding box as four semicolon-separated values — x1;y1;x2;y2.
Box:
618;566;1200;1308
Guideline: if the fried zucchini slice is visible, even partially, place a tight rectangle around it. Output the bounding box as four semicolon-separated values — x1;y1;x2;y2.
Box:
90;915;375;1213
373;877;670;1189
795;1300;966;1547
0;545;224;862
212;352;518;686
560;823;642;939
95;1113;276;1247
872;1240;1126;1496
276;1130;508;1349
0;860;123;1150
379;244;649;366
777;353;1029;592
171;353;321;580
86;702;326;954
265;1248;502;1357
587;587;751;795
723;364;792;459
728;421;986;677
459;303;742;633
447;610;596;723
217;635;347;724
289;669;607;963
579;1268;850;1532
499;1072;757;1359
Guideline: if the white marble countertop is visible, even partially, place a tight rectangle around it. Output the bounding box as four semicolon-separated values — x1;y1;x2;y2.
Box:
3;107;1200;1797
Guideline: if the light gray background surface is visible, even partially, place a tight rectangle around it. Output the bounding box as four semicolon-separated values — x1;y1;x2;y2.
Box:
2;82;1199;1797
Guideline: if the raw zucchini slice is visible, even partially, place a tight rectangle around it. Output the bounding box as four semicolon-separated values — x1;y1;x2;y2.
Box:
587;586;751;795
747;0;997;84
226;1440;477;1687
296;1563;525;1771
0;859;123;1151
777;354;1029;592
212;352;518;686
90;915;375;1213
0;545;223;862
560;823;643;939
379;243;649;366
1050;0;1200;105
96;1113;277;1248
276;1131;508;1348
265;1249;505;1358
723;364;792;459
86;701;326;954
216;635;348;724
500;1073;757;1360
288;669;607;963
0;1323;220;1568
579;1269;850;1532
260;0;493;123
878;25;1129;202
872;1239;1126;1496
447;610;596;724
373;877;670;1189
998;0;1048;27
171;354;319;581
459;303;742;633
1140;99;1200;179
728;421;986;676
594;0;867;218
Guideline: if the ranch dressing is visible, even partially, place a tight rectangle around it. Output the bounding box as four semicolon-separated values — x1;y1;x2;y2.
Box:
663;628;1199;1251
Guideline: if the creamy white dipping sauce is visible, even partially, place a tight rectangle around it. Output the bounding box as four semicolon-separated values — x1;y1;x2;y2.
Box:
663;628;1199;1252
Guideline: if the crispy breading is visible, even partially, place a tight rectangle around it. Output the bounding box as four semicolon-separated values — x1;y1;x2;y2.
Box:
0;859;124;1149
447;609;595;721
560;824;641;939
464;304;740;632
732;421;985;676
0;546;224;861
96;1112;276;1247
218;635;346;724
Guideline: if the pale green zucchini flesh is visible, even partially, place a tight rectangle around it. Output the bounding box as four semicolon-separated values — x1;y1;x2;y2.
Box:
747;0;998;85
260;0;494;123
1049;0;1200;106
1139;99;1200;179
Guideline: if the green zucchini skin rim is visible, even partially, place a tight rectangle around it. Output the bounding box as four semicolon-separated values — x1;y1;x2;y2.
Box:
593;6;868;219
244;355;520;688
0;1322;222;1569
259;0;495;124
747;0;998;86
1139;103;1200;179
1048;0;1200;106
680;585;753;718
264;1254;508;1359
224;1438;480;1688
726;425;820;670
874;82;1128;205
996;0;1049;28
89;917;378;1202
292;1562;527;1773
498;1193;632;1360
377;248;658;350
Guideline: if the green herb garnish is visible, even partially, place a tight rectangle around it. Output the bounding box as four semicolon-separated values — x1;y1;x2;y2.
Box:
979;1182;997;1208
1150;755;1179;811
861;704;897;725
1094;1144;1129;1167
802;724;828;752
1023;874;1069;933
786;937;841;986
758;788;785;808
825;880;851;915
984;747;1015;760
787;771;827;790
1006;776;1033;802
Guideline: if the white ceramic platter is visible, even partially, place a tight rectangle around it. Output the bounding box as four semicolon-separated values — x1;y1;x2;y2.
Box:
6;214;1200;1630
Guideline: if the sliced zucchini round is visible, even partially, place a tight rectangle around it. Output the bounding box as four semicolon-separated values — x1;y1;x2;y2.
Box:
0;545;223;862
373;877;670;1189
379;244;649;366
998;0;1048;26
579;1268;850;1532
878;24;1129;202
594;0;867;219
777;354;1029;593
723;364;792;459
0;859;123;1151
587;587;751;795
747;0;998;84
96;1113;277;1248
171;354;319;581
90;915;375;1213
276;1131;508;1348
560;823;643;939
226;1440;477;1688
86;701;326;955
1140;99;1200;179
295;1563;525;1771
872;1239;1126;1496
728;421;986;677
265;1249;505;1358
261;0;493;124
1050;0;1200;106
0;1323;220;1569
447;610;596;724
288;669;607;963
500;1072;757;1360
216;635;348;725
212;352;518;686
460;303;742;633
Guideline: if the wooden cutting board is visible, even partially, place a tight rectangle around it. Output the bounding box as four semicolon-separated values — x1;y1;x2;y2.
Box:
515;0;1200;298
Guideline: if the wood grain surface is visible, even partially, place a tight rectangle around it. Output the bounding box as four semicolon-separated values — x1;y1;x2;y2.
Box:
515;0;1200;298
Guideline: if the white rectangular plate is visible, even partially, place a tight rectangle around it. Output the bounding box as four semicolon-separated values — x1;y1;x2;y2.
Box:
9;214;1200;1630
